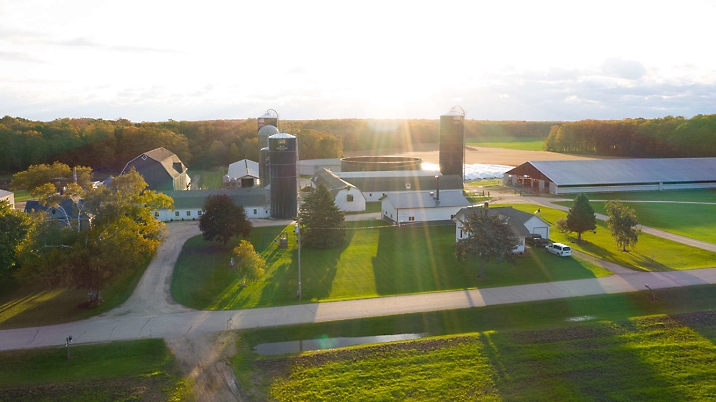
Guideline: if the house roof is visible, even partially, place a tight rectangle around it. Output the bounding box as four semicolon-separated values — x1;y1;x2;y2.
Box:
454;206;539;237
161;188;267;209
122;147;188;179
506;158;716;186
312;168;357;197
24;199;84;219
227;159;259;179
384;191;470;209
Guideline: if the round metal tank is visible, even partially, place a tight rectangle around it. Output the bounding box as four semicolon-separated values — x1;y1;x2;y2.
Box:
340;156;422;172
439;106;465;179
269;133;297;219
259;147;270;187
258;110;279;132
258;124;279;150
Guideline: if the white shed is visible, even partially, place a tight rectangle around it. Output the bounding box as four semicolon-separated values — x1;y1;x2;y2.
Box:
381;191;470;226
227;159;260;188
311;168;366;212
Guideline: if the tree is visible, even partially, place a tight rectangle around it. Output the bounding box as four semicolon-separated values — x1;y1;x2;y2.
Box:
16;168;173;303
566;193;597;243
298;183;346;249
454;207;519;277
0;201;35;285
605;200;641;252
232;240;266;285
199;194;252;246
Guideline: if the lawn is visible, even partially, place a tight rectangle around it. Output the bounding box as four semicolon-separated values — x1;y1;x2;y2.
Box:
345;201;382;214
507;204;716;272
0;339;190;401
171;221;610;310
234;286;716;401
0;255;152;329
191;167;228;190
554;188;716;203
557;200;716;244
466;136;546;151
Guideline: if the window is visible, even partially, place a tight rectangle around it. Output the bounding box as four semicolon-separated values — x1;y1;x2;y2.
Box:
186;211;191;216
409;216;415;221
154;211;159;217
253;209;257;215
347;194;354;202
405;183;411;189
198;210;203;216
175;211;180;217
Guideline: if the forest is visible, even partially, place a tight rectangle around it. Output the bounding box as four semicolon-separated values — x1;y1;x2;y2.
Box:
1;115;714;176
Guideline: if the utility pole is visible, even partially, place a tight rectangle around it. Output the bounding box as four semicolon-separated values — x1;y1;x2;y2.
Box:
295;222;302;301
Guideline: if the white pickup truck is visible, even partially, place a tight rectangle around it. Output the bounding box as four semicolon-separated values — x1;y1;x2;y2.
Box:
545;243;572;257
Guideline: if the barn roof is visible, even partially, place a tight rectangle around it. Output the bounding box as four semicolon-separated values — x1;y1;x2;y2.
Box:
122;147;187;179
227;159;259;179
336;171;463;193
507;158;716;186
312;168;355;193
161;188;266;209
384;191;470;209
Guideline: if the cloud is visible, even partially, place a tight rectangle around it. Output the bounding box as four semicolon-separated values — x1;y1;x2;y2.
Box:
601;58;647;80
0;50;41;63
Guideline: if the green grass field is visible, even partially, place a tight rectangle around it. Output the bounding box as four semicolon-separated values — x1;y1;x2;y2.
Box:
555;189;716;203
233;286;716;401
466;136;546;151
558;200;716;244
0;339;190;401
507;204;716;272
171;222;610;310
191;167;228;190
0;255;151;329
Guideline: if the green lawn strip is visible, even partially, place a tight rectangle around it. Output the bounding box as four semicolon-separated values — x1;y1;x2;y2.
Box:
559;200;716;244
10;189;32;202
0;339;190;401
234;286;716;401
505;203;716;271
553;189;716;203
465;136;545;151
172;222;609;310
0;255;152;330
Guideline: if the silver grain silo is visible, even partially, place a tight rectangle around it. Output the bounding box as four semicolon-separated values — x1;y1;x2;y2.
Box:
269;133;298;219
258;124;279;150
259;147;270;187
439;106;465;180
258;109;279;132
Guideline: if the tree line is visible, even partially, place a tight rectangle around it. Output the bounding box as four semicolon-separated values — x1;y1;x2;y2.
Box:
544;114;716;157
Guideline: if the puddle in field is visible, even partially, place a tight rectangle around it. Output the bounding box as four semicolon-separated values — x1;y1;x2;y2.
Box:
254;333;426;355
566;315;597;322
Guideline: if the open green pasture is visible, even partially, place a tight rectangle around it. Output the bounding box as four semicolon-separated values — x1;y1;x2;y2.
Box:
555;188;716;203
0;256;151;330
556;200;716;244
190;167;228;190
171;222;609;310
234;286;716;401
466;136;545;151
508;204;716;272
0;339;190;401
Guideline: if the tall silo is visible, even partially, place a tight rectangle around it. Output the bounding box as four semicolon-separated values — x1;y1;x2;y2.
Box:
258;124;279;150
269;133;298;219
259;147;271;187
439;106;465;180
258;109;279;132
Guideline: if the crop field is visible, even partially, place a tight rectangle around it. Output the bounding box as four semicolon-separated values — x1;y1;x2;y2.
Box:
171;221;609;310
466;136;546;151
234;285;716;401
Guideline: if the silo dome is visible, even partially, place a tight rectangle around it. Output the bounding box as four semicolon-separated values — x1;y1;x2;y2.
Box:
258;124;279;149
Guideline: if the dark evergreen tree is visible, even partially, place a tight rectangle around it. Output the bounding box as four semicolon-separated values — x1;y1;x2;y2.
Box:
454;207;519;277
199;194;252;246
566;193;597;243
298;183;346;249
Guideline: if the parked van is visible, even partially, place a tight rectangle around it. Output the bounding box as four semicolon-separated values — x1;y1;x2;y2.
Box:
546;243;572;257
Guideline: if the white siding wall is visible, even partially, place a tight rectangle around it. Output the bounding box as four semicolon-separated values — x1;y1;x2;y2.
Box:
334;188;367;212
394;206;461;225
154;206;270;222
365;189;462;202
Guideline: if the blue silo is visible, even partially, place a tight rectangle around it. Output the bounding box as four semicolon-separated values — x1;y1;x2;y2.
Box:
269;133;298;219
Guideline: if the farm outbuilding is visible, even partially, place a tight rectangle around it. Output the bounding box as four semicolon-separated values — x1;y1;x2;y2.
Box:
381;191;470;226
504;157;716;194
226;159;260;188
311;168;366;212
336;170;464;202
155;188;269;221
121;147;191;191
0;189;14;208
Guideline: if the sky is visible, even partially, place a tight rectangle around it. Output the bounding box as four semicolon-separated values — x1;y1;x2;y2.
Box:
1;0;715;122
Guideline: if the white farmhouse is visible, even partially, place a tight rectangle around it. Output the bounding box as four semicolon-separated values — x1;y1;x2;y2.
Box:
453;206;551;254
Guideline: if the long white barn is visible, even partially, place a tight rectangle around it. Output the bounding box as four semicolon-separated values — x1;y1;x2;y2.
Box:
505;158;716;194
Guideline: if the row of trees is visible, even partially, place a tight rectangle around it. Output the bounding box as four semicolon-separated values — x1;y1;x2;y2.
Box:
544;115;716;158
3;162;173;302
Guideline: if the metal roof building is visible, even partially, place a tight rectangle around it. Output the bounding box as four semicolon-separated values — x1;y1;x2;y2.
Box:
504;157;716;194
